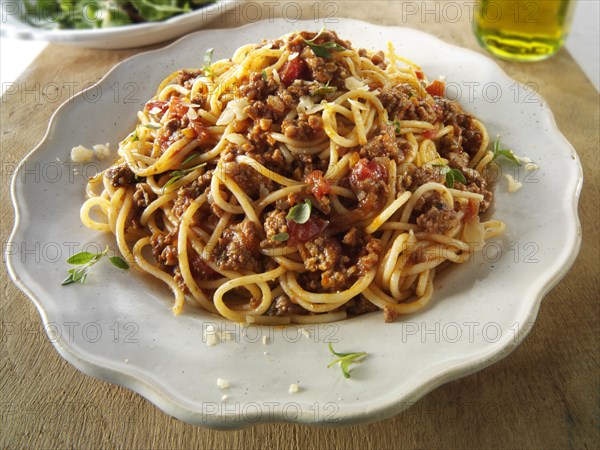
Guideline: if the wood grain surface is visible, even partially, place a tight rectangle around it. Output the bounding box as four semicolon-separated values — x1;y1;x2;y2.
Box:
1;2;598;448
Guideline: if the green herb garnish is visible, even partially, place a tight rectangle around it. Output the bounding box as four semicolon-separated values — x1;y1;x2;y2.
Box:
492;137;519;165
313;81;337;96
439;166;467;188
203;48;214;77
304;40;346;58
108;256;130;270
261;69;267;81
304;30;345;58
62;247;129;285
163;163;206;189
393;120;401;135
327;343;367;379
181;152;201;166
286;199;312;224
130;130;139;142
143;123;161;130
271;232;289;242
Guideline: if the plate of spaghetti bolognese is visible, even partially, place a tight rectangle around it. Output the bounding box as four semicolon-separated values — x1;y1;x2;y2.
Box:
7;19;582;427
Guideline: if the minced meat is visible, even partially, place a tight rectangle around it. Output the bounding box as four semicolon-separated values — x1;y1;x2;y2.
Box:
212;221;262;272
106;163;135;187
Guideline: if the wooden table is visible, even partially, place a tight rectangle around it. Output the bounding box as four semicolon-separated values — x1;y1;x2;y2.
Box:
1;2;598;448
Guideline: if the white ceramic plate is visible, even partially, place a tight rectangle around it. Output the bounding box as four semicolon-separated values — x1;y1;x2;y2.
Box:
7;19;582;428
0;0;238;49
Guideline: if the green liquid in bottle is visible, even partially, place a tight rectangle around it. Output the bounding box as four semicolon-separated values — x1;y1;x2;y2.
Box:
474;0;575;62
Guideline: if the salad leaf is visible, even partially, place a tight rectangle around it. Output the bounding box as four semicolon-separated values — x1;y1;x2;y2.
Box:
19;0;216;29
130;0;190;22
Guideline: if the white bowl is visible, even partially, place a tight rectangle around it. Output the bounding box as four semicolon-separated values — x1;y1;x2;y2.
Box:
0;0;239;49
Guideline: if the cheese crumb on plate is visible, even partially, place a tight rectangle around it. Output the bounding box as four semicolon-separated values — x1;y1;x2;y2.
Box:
505;174;523;192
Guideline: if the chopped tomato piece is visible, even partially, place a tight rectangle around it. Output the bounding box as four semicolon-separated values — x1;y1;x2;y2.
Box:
349;159;388;184
304;170;332;200
423;129;437;140
426;80;445;97
288;217;328;245
415;70;425;80
145;100;168;114
169;97;189;118
280;58;311;87
463;198;480;221
189;121;210;142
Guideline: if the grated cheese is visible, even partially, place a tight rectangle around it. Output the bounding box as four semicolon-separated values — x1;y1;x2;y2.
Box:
344;76;369;91
70;145;94;163
93;143;111;161
205;325;219;346
216;98;249;125
505;174;523;192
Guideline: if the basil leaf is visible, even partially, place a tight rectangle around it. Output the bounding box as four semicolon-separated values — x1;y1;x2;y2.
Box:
452;169;467;185
437;166;466;188
493;137;520;165
204;47;214;66
271;232;289;242
181;152;201;166
304;40;346;59
327;343;367;379
495;149;520;165
109;256;130;270
286;199;312;224
63;245;128;286
61;274;77;286
66;251;97;265
303;29;346;59
163;162;206;189
339;355;361;378
313;81;337;96
445;171;455;188
69;265;89;284
328;342;351;357
203;48;214;76
163;174;184;189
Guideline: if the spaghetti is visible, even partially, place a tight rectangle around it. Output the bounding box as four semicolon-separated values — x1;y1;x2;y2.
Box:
81;30;504;324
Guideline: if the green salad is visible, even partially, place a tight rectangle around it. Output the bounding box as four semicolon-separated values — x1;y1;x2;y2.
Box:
21;0;216;29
